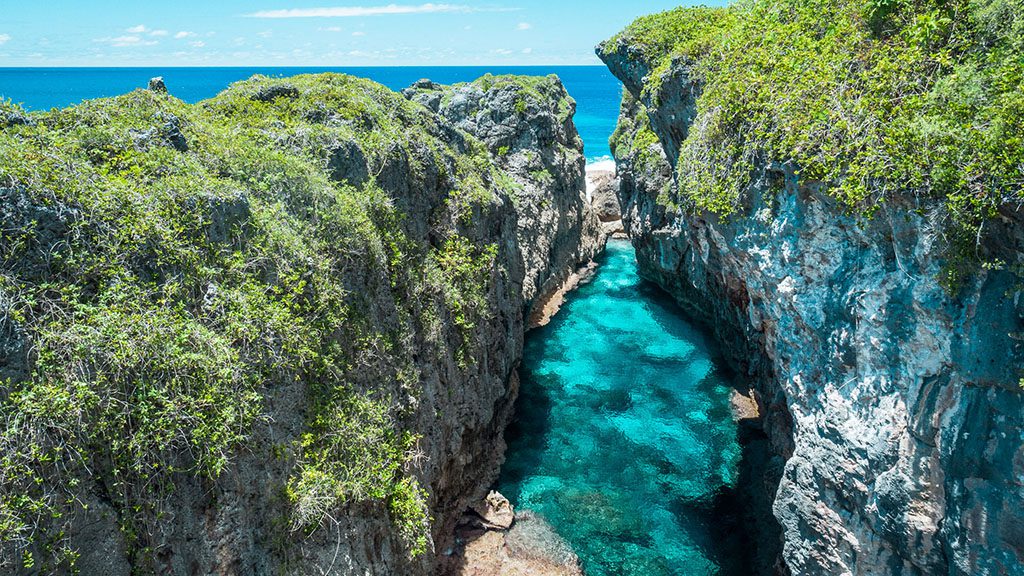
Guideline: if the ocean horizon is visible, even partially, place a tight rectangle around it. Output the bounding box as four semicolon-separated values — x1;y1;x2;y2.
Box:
0;66;623;163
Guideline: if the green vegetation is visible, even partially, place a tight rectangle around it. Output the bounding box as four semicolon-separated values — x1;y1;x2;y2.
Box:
609;93;678;208
287;394;430;555
606;0;1023;278
0;73;513;569
432;236;499;367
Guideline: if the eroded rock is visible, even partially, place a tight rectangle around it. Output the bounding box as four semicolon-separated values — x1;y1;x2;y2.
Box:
0;72;596;576
252;83;300;102
470;491;515;530
404;75;606;317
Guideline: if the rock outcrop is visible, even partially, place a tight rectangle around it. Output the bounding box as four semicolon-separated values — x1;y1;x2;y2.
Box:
586;163;625;239
0;73;596;575
441;496;583;576
403;75;605;318
147;76;168;93
588;169;620;223
601;24;1024;576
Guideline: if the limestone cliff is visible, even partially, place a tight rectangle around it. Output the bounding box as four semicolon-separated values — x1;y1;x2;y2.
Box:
403;75;604;317
601;12;1024;576
0;73;595;575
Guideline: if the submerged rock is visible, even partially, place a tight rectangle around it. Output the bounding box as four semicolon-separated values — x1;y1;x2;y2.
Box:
505;511;581;570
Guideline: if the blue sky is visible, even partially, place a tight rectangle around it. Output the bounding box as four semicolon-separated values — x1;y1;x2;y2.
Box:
0;1;727;66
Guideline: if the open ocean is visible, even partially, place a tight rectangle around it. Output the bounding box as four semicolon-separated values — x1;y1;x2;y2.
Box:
0;66;623;163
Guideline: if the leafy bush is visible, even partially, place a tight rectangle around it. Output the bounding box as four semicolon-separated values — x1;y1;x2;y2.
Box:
606;0;1024;275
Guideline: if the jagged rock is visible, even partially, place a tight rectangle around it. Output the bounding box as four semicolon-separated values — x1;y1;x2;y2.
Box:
129;113;188;152
251;83;300;102
159;112;188;152
328;138;369;186
587;168;620;222
148;76;168;93
404;75;605;316
470;491;515;530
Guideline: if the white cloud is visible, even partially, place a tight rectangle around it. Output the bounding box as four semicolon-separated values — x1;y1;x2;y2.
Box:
320;26;344;32
150;30;169;37
0;34;9;45
126;24;147;33
95;35;159;47
258;30;274;38
521;47;532;54
246;4;511;18
494;48;513;55
352;31;366;36
189;41;206;48
516;22;531;30
175;31;196;39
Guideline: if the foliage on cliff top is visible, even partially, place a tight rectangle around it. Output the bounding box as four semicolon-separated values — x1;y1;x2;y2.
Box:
419;73;579;129
606;0;1024;272
0;73;513;569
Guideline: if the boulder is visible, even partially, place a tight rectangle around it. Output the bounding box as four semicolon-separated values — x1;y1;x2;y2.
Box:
470;491;515;530
587;169;620;222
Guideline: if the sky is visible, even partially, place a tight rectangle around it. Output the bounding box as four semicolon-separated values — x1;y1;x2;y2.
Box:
0;1;727;67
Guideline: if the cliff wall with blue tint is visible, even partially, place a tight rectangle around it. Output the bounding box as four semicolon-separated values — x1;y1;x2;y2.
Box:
600;5;1024;575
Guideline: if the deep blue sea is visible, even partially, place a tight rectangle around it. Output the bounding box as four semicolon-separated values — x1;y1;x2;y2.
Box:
0;66;622;162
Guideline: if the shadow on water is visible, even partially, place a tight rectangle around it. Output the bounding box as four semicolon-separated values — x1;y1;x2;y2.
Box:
498;241;768;576
499;367;557;488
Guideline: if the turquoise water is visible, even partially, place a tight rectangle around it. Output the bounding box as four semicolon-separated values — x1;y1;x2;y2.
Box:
499;240;750;575
0;66;621;163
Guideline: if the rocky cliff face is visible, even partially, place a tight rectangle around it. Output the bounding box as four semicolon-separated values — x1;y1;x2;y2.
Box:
601;32;1024;576
0;73;596;575
403;75;604;316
